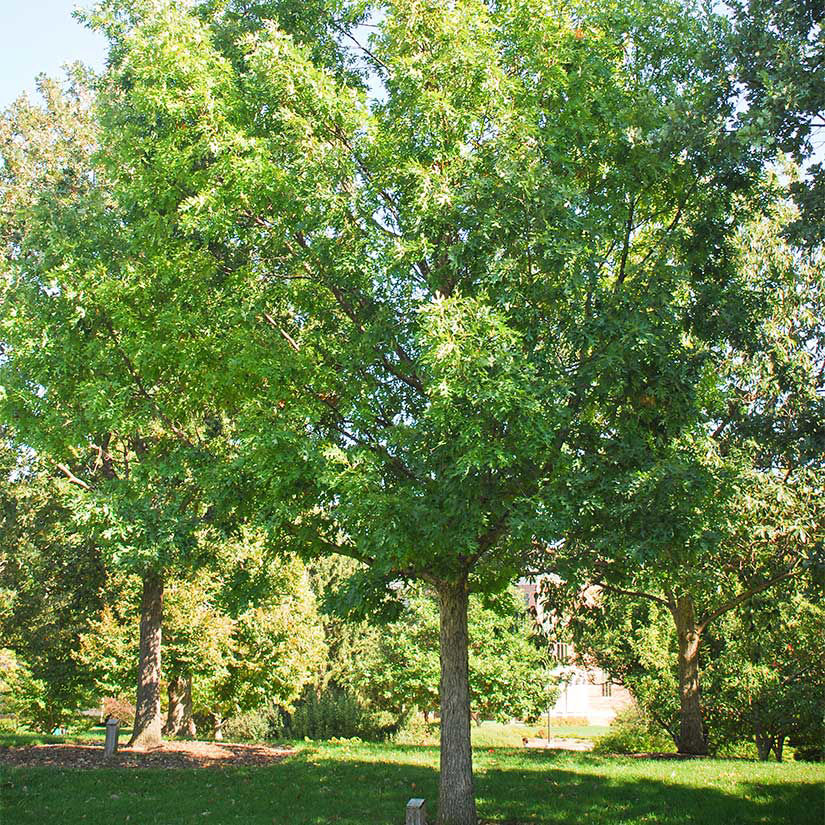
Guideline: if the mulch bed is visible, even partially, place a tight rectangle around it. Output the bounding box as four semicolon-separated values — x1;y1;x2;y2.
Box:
0;740;295;769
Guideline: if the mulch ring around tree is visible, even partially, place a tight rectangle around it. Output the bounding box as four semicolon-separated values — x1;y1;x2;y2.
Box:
0;740;295;769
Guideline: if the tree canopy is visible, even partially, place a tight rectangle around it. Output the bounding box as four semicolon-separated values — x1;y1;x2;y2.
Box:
1;0;815;819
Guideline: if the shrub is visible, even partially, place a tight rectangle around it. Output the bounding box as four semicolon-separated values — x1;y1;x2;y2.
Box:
392;713;439;746
273;686;378;740
102;696;136;723
223;710;272;743
593;707;673;754
793;746;824;762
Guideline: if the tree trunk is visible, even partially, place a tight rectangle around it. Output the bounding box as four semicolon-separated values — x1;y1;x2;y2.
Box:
671;595;707;756
774;735;784;762
213;712;224;741
163;672;196;739
754;724;773;761
437;580;477;825
128;570;164;749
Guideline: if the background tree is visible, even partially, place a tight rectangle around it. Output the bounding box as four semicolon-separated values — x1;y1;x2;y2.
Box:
347;586;553;727
543;193;824;754
705;585;825;761
205;539;326;736
0;432;105;732
564;578;825;760
0;73;242;747
77;533;325;739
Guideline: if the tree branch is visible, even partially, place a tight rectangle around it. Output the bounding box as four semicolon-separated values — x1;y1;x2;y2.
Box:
592;580;671;608
331;22;392;74
617;197;635;285
102;318;195;448
262;312;301;353
697;565;802;634
56;463;92;491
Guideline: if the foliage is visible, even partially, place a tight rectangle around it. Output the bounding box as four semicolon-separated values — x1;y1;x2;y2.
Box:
703;589;825;761
0;72;218;580
305;555;386;694
76;540;325;721
0;434;105;731
729;0;824;244
345;585;553;724
75;573;141;700
202;535;327;718
274;685;379;741
53;0;765;623
592;706;672;754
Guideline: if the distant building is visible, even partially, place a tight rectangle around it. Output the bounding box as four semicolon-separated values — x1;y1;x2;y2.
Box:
518;579;633;726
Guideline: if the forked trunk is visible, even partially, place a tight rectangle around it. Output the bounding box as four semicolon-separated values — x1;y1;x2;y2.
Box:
164;672;196;739
671;595;707;755
128;570;164;749
754;723;773;761
437;580;477;825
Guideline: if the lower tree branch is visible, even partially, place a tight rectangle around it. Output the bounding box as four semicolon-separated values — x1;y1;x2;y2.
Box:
697;564;802;634
592;580;671;608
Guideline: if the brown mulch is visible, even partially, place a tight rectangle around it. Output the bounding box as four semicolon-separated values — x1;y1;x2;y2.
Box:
0;740;295;769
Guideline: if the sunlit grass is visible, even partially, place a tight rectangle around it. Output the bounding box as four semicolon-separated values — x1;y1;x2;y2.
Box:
2;739;822;824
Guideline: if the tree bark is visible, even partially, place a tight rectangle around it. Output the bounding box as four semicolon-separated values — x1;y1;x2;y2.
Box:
755;724;773;761
671;595;708;755
163;672;196;739
437;579;477;825
128;570;164;749
213;712;224;741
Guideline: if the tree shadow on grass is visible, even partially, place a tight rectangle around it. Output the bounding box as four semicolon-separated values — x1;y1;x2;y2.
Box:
474;751;822;825
2;746;821;825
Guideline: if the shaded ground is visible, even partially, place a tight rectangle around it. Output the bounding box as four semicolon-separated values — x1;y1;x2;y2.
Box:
0;739;294;769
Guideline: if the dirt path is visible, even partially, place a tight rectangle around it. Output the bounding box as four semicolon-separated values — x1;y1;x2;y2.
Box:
0;740;294;769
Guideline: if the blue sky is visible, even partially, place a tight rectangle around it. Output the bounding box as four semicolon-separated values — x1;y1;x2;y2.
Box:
2;2;820;163
0;1;107;109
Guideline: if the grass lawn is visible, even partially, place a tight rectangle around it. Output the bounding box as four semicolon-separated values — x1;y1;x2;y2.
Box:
471;722;609;747
2;740;823;825
0;727;134;747
0;720;606;750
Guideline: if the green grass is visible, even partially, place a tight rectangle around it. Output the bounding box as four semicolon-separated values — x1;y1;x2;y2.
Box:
470;722;608;748
2;741;823;824
0;727;133;747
